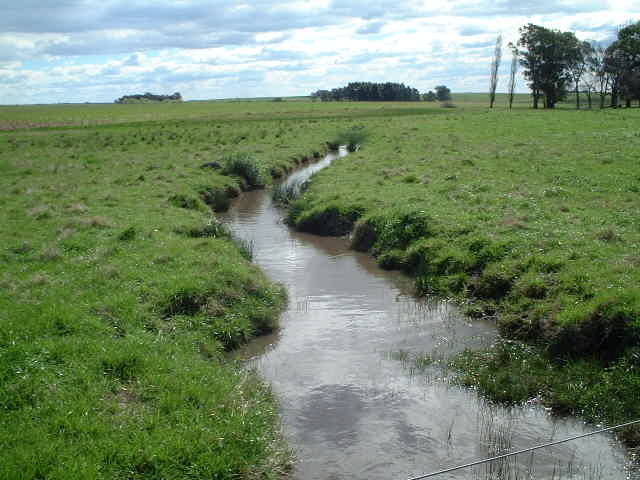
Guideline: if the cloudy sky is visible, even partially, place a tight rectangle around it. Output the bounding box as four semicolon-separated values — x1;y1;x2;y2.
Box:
2;1;638;104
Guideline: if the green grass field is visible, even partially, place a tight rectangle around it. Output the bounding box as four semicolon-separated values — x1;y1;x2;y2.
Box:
0;103;355;479
2;94;639;478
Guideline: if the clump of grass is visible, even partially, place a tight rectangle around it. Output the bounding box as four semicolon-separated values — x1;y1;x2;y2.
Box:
66;202;88;214
168;193;202;210
9;241;32;255
290;203;364;236
27;205;51;219
596;228;619;243
330;125;368;152
402;174;419;183
117;226;137;241
67;216;111;229
39;246;62;261
452;340;640;446
29;273;50;286
198;186;231;212
272;179;307;205
174;218;227;238
153;255;172;265
231;233;254;261
222;152;268;189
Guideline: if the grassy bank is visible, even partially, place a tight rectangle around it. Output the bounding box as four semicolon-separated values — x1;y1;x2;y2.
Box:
0;103;359;478
285;106;640;442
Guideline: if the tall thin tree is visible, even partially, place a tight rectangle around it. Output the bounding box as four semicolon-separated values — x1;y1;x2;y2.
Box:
489;34;503;108
507;44;518;110
567;40;594;109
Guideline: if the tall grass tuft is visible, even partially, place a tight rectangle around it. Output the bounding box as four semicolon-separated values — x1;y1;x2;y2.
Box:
230;233;255;261
272;179;308;205
222;152;268;188
330;126;368;152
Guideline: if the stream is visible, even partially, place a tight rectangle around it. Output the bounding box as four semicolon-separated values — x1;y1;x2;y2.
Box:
221;149;638;480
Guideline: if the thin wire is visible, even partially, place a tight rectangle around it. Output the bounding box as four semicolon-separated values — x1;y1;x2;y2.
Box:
407;419;640;480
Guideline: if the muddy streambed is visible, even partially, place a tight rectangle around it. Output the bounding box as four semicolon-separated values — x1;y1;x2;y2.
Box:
221;150;637;480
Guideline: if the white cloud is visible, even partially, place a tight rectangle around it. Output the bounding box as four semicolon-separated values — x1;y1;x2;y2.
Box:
1;0;639;103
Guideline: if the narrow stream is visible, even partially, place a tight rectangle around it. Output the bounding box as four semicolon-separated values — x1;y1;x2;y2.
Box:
221;150;637;480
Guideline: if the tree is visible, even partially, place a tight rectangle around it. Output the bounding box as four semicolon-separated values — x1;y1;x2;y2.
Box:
424;90;437;101
567;40;594;109
588;42;612;108
114;92;183;103
604;41;626;107
507;44;518;110
621;70;640;106
311;82;421;102
517;24;582;109
435;85;451;102
613;21;640;107
580;62;597;109
489;34;503;108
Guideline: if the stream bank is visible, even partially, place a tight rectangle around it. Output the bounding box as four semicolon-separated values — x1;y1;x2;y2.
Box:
221;149;637;480
283;110;640;450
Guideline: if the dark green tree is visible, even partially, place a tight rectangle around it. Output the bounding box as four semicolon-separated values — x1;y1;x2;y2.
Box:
587;43;612;108
567;40;595;109
604;41;627;107
435;85;451;102
424;90;437;101
610;21;640;107
517;24;582;109
310;82;421;102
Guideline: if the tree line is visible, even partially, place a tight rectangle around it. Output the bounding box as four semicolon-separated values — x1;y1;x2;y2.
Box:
115;92;183;104
310;82;451;102
490;21;640;109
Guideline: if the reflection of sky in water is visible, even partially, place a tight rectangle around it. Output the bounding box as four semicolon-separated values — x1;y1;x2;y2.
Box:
220;154;636;480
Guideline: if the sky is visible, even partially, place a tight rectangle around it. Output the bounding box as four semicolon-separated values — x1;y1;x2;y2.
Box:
1;1;639;104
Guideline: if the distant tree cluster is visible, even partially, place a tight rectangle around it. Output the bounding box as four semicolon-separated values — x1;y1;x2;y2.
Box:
515;21;640;109
423;90;437;101
115;92;183;104
310;82;421;102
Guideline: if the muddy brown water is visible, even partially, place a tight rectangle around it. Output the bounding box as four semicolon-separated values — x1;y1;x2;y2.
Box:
221;150;638;480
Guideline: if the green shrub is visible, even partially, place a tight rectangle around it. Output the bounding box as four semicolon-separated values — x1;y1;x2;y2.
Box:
168;194;203;210
513;272;548;299
222;153;268;189
551;291;640;360
470;262;515;300
453;342;640;446
351;217;378;252
272;179;308;205
174;219;227;238
330;126;368;152
377;249;407;270
117;226;137;241
198;186;231;212
295;204;363;236
373;210;433;252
